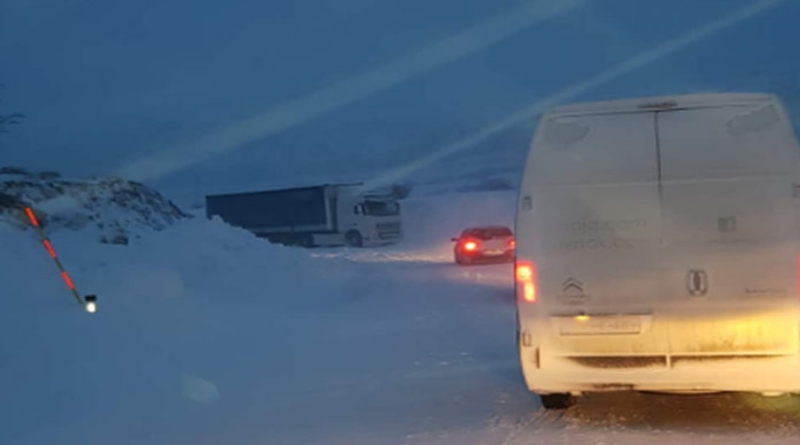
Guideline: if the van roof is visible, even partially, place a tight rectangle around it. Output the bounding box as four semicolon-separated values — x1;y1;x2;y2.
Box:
548;93;777;117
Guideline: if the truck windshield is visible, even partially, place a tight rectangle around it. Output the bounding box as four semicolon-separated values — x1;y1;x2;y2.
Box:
363;200;400;216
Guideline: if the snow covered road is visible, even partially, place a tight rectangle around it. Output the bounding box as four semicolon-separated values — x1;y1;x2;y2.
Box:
3;190;800;444
245;257;800;445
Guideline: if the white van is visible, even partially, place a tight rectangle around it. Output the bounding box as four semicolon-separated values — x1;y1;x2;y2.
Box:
515;93;800;409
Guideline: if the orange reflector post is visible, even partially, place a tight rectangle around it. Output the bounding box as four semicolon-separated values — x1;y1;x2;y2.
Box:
43;239;57;259
61;271;75;290
515;260;537;303
24;205;85;306
24;207;39;227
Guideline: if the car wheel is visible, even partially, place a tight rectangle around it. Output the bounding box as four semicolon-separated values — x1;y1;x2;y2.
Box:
539;393;576;410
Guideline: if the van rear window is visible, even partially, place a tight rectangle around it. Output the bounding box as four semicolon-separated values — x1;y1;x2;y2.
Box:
658;104;796;180
529;112;658;185
726;105;780;136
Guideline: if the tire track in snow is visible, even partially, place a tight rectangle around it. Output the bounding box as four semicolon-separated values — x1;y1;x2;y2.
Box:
498;409;568;445
493;392;800;445
275;247;800;445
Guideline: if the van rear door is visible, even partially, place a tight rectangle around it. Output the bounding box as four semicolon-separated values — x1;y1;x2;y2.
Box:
522;111;670;356
657;103;800;356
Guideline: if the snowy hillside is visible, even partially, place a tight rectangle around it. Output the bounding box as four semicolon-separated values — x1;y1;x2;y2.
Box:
3;190;800;445
0;168;188;244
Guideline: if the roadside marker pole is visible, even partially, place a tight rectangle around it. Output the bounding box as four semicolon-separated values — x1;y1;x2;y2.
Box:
24;207;87;307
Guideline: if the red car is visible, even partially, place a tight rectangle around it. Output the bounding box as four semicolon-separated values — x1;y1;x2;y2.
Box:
451;226;515;265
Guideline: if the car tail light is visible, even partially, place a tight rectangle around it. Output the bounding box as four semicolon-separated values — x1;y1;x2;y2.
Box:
515;260;537;303
463;240;478;251
508;239;516;249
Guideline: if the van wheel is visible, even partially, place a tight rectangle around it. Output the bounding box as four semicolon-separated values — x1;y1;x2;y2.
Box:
345;230;363;247
539;393;576;410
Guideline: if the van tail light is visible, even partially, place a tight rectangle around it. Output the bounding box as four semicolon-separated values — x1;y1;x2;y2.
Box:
463;240;478;251
515;260;537;303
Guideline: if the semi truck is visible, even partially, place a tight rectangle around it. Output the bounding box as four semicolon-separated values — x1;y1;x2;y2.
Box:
206;183;402;247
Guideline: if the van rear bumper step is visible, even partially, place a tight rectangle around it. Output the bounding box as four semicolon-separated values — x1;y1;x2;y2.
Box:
521;348;800;393
567;353;790;370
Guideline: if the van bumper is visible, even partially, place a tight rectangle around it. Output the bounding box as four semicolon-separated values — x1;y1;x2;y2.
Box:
520;347;800;393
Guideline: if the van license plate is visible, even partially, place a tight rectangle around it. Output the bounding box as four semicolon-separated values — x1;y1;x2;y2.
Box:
559;316;641;336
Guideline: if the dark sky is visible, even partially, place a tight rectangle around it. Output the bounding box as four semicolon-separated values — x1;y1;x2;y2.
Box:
2;0;799;195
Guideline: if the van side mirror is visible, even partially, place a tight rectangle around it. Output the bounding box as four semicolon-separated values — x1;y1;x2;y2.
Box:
450;238;459;242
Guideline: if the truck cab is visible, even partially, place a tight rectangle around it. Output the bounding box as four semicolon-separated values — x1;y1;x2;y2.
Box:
335;188;403;247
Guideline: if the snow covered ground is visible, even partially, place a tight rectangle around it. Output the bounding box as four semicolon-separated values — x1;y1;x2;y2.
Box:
3;190;800;445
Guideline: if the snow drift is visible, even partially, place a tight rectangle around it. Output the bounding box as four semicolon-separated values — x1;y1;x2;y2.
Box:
0;167;188;244
0;207;336;445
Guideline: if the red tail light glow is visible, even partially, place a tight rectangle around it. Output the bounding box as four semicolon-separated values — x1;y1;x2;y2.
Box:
463;240;478;251
515;260;537;302
508;239;516;249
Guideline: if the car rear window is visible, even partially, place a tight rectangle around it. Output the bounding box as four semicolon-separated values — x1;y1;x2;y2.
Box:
464;228;512;239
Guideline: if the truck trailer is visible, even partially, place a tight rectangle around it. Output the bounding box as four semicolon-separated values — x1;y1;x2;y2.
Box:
206;183;402;247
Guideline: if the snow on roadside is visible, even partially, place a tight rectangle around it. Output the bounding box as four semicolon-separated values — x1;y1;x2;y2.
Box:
0;214;337;445
1;171;189;244
0;186;527;445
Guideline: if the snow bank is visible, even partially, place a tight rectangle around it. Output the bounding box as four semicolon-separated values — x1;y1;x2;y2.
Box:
1;169;188;244
0;213;334;445
0;187;521;445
